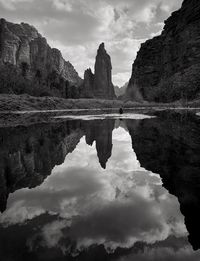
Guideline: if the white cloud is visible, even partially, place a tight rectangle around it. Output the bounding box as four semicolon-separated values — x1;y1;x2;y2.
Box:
0;0;33;10
0;0;183;85
53;0;73;12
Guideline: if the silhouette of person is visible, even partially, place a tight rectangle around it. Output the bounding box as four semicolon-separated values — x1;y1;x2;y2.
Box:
119;108;123;114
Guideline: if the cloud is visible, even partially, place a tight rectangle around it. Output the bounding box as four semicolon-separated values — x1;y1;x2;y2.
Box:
116;245;200;261
0;0;183;86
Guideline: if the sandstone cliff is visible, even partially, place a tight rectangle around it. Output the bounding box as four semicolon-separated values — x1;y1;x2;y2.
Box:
0;18;82;98
127;0;200;102
81;43;116;99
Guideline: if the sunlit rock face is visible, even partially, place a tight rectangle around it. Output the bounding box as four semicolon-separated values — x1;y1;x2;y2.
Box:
81;43;116;100
126;0;200;102
126;111;200;250
0;18;82;97
0;122;83;212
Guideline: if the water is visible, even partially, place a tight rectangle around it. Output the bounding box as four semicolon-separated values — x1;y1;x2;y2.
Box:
1;111;200;260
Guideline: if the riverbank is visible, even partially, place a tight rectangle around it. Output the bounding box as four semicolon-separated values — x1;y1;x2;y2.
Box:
0;94;196;112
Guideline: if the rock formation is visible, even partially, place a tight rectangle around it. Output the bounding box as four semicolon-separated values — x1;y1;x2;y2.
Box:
125;111;200;250
81;43;116;99
127;0;200;102
81;68;94;98
0;18;82;98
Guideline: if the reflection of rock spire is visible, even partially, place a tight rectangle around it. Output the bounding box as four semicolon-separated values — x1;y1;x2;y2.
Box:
84;120;115;169
125;111;200;251
96;127;113;169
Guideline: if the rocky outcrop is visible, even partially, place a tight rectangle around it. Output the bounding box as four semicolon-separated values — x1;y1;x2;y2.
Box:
80;68;94;98
0;18;82;98
127;0;200;102
81;43;116;99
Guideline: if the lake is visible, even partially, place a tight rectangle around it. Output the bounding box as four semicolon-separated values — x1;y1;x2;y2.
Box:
1;110;200;260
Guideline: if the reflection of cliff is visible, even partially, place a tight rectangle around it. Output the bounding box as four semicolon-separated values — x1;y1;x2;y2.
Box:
84;120;115;169
125;112;200;250
0;122;83;212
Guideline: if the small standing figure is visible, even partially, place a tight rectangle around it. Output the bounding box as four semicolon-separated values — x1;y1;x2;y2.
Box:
119;108;123;114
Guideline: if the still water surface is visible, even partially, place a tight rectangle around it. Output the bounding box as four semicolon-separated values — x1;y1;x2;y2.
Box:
0;111;200;260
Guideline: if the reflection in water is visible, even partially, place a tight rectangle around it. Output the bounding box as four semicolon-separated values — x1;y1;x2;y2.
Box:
0;112;200;260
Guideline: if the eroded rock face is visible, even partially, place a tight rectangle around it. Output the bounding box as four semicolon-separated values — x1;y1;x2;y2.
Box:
0;18;82;97
94;43;115;99
127;0;200;102
80;68;94;98
81;43;116;100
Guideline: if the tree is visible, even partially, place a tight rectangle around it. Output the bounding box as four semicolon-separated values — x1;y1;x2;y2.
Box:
20;62;29;77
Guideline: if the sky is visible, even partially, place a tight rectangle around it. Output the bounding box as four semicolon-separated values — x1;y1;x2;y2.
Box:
0;0;183;86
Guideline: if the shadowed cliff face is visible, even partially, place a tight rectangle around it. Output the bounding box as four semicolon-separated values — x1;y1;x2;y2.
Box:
94;43;115;99
81;43;116;100
125;112;200;250
127;0;200;102
0;121;84;212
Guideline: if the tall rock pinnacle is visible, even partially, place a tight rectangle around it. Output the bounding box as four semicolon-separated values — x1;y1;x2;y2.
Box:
81;43;116;99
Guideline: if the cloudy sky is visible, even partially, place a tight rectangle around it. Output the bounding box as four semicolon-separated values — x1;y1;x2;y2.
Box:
0;0;183;86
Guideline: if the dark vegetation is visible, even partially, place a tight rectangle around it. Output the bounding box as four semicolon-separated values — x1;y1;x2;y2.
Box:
151;66;200;103
0;63;80;98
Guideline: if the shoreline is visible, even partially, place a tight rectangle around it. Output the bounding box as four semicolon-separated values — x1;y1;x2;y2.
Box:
1;94;200;128
1;94;200;113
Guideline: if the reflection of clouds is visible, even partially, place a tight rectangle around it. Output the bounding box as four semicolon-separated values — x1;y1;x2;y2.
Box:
0;127;187;255
116;245;200;261
0;200;45;226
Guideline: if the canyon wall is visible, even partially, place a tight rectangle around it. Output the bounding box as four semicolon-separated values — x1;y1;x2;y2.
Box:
0;18;82;98
127;0;200;102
